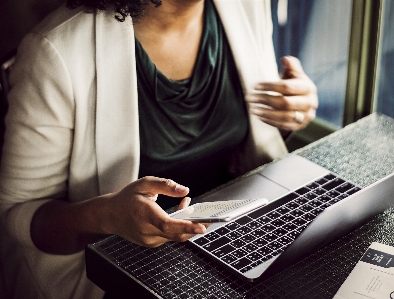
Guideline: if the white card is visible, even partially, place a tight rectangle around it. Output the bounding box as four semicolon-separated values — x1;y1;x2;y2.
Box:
333;242;394;299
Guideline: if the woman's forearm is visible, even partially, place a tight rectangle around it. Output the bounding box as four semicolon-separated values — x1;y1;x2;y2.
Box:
30;194;112;255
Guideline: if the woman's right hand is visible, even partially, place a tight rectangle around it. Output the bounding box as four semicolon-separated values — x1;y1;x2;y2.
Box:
104;176;206;247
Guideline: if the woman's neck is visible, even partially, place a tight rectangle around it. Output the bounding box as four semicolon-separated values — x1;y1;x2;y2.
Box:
135;0;205;33
133;0;205;81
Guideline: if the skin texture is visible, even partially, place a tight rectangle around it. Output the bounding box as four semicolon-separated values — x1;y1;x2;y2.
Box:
31;0;318;255
246;56;318;131
31;177;207;254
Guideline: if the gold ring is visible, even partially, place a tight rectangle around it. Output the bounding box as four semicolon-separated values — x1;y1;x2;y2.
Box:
294;111;304;124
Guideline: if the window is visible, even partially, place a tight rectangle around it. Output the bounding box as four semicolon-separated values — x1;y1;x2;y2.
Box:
271;0;353;128
375;0;394;118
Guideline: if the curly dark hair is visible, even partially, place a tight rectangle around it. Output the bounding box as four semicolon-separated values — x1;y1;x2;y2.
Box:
65;0;162;22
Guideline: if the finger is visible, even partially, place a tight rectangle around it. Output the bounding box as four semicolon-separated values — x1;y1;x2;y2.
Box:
249;106;316;130
153;216;207;236
177;197;191;210
135;176;190;198
133;234;170;248
166;232;199;243
280;56;305;79
247;93;316;111
254;78;315;97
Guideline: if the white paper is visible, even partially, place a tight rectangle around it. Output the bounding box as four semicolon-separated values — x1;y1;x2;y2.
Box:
333;242;394;299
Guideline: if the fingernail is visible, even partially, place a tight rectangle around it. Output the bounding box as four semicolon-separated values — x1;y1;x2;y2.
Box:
185;197;191;205
175;184;189;194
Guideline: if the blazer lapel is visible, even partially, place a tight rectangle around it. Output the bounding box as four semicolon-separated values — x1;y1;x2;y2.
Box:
95;12;140;195
213;0;287;172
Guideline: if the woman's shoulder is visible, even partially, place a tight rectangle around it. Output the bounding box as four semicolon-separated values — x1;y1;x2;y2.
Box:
32;5;95;41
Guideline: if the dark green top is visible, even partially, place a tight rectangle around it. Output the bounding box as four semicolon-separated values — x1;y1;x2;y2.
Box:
136;0;249;209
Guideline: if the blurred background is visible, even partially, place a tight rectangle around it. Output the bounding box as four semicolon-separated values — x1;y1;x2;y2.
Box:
1;0;393;148
0;0;60;59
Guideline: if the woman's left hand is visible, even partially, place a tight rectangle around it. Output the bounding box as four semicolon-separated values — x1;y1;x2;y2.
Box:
245;56;318;131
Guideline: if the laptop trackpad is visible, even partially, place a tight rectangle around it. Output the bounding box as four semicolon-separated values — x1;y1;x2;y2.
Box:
259;155;329;190
199;173;289;203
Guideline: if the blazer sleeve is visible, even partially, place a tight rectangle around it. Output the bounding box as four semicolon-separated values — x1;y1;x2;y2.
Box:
0;32;75;247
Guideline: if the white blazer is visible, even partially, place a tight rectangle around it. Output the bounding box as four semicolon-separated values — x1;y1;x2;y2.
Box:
0;1;287;298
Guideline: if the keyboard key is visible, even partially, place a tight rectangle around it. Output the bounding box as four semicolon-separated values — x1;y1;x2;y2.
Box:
247;221;261;230
329;197;342;204
232;249;248;259
285;201;300;209
276;206;291;214
231;257;252;270
315;177;328;185
261;223;276;232
314;205;325;212
205;231;220;241
202;236;232;252
272;227;287;237
287;230;302;239
326;190;340;198
263;233;277;242
308;199;323;208
235;216;253;225
335;182;355;193
324;173;337;181
304;192;318;200
306;182;320;190
212;244;235;258
303;213;316;221
239;234;255;243
240;264;255;273
255;216;272;224
295;187;310;195
309;208;322;216
215;226;231;236
231;239;246;248
282;223;298;231
337;193;349;200
313;188;326;195
194;237;210;247
323;178;346;191
251;229;266;238
319;194;332;202
259;254;272;262
280;214;295;222
255;238;269;247
247;251;263;261
278;235;295;246
271;218;286;227
267;241;283;250
235;226;252;235
299;204;314;212
294;197;309;205
226;222;241;231
289;209;304;218
222;254;237;264
244;242;259;252
248;207;268;219
347;187;361;195
226;230;242;239
258;246;273;256
278;192;298;203
292;218;308;226
266;210;282;219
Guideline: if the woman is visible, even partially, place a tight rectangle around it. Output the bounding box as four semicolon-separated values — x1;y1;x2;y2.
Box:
0;0;317;298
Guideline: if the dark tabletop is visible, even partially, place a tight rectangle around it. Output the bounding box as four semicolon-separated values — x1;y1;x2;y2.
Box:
86;113;394;298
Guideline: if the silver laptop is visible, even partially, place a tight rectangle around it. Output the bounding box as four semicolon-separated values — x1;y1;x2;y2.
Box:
189;154;394;281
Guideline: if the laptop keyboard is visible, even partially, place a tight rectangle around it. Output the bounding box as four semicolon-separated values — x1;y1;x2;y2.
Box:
191;173;361;274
